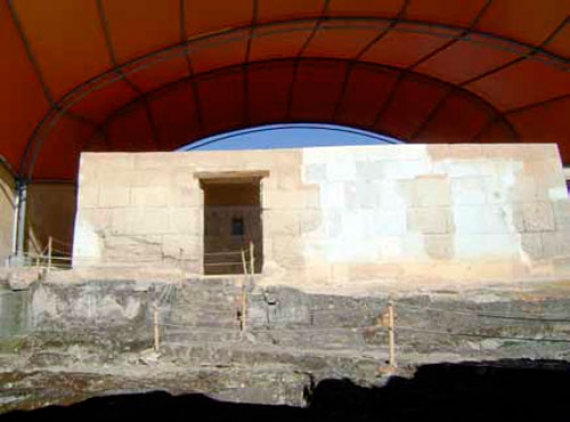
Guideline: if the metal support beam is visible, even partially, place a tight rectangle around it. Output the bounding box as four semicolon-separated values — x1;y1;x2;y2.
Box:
332;0;411;121
96;0;162;149
374;0;493;132
179;0;204;133
15;179;27;262
285;0;331;119
21;12;563;178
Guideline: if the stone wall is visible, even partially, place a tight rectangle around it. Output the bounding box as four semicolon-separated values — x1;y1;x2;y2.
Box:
73;144;570;287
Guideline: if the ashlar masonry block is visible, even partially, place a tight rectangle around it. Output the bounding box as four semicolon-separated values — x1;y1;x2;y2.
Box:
407;207;452;234
522;202;555;232
98;186;130;208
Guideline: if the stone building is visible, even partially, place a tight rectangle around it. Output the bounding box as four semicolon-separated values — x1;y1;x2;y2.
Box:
71;143;570;288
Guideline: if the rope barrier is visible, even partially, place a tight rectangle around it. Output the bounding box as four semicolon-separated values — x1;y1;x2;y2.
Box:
397;302;570;324
397;325;570;344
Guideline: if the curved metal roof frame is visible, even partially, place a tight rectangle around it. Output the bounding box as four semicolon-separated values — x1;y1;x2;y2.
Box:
2;0;570;181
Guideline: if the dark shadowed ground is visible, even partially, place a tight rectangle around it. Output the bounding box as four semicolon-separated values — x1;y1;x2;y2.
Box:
3;360;570;422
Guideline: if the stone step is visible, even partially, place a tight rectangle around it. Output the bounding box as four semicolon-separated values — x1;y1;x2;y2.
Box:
161;341;385;379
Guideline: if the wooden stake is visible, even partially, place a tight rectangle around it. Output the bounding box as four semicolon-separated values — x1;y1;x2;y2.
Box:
388;300;396;368
153;305;161;353
249;241;255;276
47;236;53;273
240;249;248;332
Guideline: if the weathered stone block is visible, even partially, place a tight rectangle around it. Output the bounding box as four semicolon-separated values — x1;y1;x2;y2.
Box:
372;208;407;236
299;210;322;235
522;202;555;232
509;176;537;203
98;186;130;208
102;234;163;262
455;234;518;258
169;208;201;235
263;190;302;210
300;187;320;209
78;187;99;208
167;186;201;207
450;177;487;204
383;160;431;180
161;234;201;260
131;187;168;207
407;207;452;234
344;181;381;209
409;176;451;207
541;231;570;259
447;144;483;159
453;205;514;234
553;200;570;230
77;208;113;230
355;160;385;181
423;234;454;260
302;163;326;184
264;210;300;236
520;233;543;261
326;160;356;182
112;208;170;235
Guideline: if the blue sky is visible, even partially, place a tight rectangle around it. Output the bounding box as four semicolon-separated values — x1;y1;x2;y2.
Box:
178;123;401;151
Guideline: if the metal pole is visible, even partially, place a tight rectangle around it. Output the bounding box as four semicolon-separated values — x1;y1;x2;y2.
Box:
11;182;20;259
15;179;28;263
388;300;397;368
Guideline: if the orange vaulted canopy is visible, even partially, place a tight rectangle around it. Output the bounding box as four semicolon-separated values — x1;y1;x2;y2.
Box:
1;0;570;181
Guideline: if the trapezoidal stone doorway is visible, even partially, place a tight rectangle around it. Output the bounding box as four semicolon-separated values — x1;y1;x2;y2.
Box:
199;173;265;276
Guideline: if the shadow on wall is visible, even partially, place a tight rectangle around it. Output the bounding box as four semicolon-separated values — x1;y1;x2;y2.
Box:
3;360;570;421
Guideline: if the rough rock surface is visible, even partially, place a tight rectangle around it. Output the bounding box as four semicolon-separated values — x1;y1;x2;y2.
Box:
2;274;570;413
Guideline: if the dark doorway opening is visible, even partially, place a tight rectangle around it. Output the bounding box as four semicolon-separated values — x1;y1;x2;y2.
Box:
201;175;264;275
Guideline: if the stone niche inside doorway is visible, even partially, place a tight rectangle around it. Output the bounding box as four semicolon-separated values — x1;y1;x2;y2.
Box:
198;172;266;276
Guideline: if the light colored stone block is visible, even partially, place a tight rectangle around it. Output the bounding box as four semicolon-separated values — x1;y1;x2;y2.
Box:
423;235;454;260
355;160;385;181
264;210;300;236
320;183;345;209
326;160;356;181
263;190;302;210
77;208;113;230
509;176;537;203
102;234;163;262
131;187;168;207
446;144;483;159
299;210;322;235
408;176;451;207
541;231;570;259
451;177;487;204
553;200;570;230
111;208;170;235
169;208;201;235
522;202;555;232
453;205;515;234
167;186;201;207
161;234;201;260
407;207;452;234
98;186;130;208
344;181;381;209
302;163;326;184
372;208;408;236
455;234;518;259
520;233;543;261
78;187;99;208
